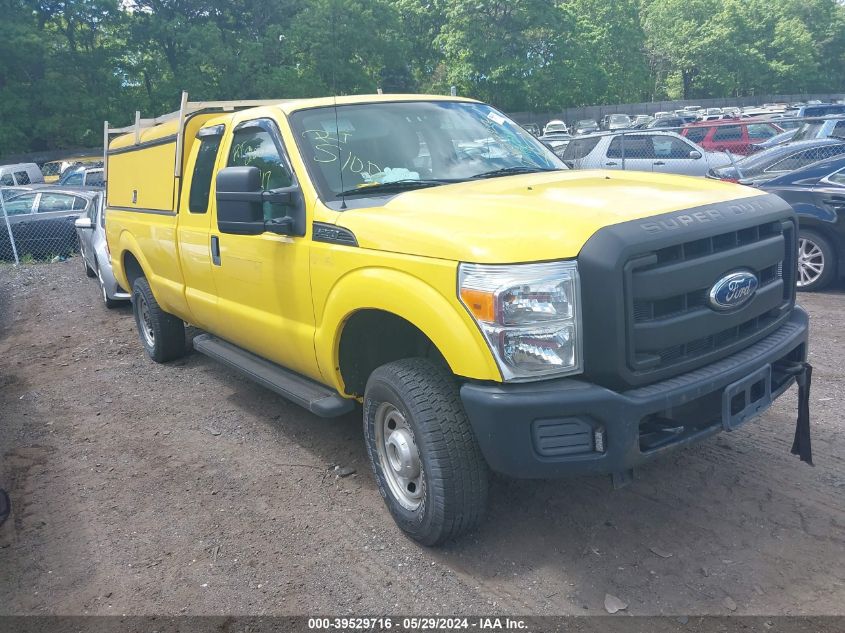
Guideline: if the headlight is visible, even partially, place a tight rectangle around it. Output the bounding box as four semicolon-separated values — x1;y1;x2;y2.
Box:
459;261;582;381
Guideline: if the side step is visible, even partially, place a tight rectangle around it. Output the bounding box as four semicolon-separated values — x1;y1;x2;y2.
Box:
192;334;355;418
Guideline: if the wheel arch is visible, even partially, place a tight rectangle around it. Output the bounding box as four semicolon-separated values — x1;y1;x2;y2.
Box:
316;268;501;396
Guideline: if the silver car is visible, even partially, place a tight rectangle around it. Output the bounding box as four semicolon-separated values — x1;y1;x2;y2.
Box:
561;130;734;176
74;194;129;308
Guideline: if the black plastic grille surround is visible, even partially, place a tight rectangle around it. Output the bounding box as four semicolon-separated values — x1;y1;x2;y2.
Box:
578;194;798;390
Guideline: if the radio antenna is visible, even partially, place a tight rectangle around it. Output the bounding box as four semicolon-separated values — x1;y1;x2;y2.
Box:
331;3;347;210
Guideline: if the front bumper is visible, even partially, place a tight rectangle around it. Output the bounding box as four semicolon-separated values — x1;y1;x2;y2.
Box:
460;306;808;479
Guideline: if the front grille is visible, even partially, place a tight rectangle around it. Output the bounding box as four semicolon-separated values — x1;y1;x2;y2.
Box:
625;219;796;375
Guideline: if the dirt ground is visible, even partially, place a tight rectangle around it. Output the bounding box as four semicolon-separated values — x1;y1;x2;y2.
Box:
0;259;843;617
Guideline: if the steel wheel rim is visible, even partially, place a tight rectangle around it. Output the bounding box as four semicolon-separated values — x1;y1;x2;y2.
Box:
137;293;155;347
797;237;825;287
374;402;424;511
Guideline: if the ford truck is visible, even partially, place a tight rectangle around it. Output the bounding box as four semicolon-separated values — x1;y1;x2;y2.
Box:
104;93;809;545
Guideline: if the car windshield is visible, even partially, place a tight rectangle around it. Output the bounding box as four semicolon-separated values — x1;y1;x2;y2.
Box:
289;101;562;200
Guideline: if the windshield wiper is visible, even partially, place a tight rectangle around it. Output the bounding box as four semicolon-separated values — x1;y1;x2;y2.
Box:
337;179;459;197
469;166;557;179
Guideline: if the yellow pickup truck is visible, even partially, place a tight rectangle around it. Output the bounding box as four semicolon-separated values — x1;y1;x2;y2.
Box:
105;93;808;545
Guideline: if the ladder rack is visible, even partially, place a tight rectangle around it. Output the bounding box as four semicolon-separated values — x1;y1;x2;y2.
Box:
103;91;290;181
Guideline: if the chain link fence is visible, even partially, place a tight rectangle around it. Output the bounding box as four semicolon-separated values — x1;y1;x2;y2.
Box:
548;116;845;185
0;186;95;264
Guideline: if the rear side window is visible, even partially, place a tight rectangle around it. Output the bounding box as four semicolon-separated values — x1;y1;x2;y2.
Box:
684;128;708;144
85;171;104;187
832;121;845;139
14;171;31;185
713;126;743;141
562;137;601;160
0;174;12;186
188;133;224;213
38;193;75;212
606;135;654;159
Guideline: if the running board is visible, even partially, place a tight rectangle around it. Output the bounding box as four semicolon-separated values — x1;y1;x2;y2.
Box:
192;334;354;418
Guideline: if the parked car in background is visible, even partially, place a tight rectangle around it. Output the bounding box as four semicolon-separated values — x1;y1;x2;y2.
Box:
543;119;569;135
647;116;688;129
796;103;845;118
74;193;130;307
0;189;97;260
45;156;103;182
681;120;782;155
41;160;64;183
58;166;104;187
759;155;845;290
538;132;572;158
707;138;845;186
561;130;733;175
751;116;845;152
630;115;653;129
0;163;44;187
573;119;599;135
521;123;541;137
601;114;631;130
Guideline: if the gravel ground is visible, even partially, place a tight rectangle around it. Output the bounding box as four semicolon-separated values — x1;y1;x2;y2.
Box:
0;259;843;617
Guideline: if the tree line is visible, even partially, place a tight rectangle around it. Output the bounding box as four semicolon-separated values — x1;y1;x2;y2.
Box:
1;0;844;155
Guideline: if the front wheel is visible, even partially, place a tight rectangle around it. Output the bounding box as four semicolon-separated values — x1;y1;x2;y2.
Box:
364;358;488;546
132;277;185;362
797;229;836;291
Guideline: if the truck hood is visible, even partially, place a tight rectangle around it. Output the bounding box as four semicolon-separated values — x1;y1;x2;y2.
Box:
335;170;766;263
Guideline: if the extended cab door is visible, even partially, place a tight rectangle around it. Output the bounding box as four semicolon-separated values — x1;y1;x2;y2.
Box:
177;124;226;331
207;117;318;380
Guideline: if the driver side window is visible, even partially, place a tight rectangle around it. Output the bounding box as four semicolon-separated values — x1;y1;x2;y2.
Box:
228;126;292;221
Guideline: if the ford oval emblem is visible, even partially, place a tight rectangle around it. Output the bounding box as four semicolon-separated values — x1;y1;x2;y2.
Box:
708;270;759;311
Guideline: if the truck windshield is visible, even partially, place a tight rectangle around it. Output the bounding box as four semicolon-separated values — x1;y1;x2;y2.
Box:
288;101;563;201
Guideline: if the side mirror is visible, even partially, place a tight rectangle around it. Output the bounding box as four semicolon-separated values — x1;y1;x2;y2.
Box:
215;166;305;236
74;217;94;229
689;150;702;159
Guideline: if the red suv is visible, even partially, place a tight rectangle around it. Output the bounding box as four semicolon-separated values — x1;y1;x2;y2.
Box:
681;120;783;155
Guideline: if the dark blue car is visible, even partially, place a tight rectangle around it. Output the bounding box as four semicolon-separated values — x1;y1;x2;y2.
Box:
760;155;845;290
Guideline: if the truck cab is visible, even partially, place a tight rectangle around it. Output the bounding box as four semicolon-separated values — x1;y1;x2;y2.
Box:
105;93;808;545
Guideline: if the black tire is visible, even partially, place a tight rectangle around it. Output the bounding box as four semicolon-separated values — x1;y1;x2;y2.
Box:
131;277;185;362
96;259;121;309
84;255;96;278
364;358;488;546
797;229;836;292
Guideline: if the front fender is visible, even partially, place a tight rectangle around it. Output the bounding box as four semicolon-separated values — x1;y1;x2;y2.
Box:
315;267;501;392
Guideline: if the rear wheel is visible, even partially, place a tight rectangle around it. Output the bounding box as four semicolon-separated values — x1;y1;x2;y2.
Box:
132;277;185;362
363;358;488;546
797;229;836;291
